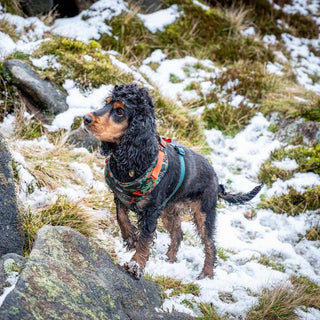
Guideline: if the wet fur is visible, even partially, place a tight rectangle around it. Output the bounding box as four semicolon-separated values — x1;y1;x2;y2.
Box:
85;84;262;280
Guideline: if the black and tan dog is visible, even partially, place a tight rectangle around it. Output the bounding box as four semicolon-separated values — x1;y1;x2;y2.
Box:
83;84;262;280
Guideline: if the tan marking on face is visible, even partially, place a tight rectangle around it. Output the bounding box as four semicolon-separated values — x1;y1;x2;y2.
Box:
84;110;128;144
106;97;112;104
113;101;124;109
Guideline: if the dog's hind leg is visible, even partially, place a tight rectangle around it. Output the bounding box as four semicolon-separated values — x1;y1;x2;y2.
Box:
115;198;137;250
191;198;217;280
162;206;183;263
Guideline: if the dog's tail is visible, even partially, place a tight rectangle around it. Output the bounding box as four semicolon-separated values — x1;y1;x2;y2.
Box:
218;184;263;205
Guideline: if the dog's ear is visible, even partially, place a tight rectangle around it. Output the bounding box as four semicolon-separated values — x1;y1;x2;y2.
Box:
137;87;154;112
117;112;157;171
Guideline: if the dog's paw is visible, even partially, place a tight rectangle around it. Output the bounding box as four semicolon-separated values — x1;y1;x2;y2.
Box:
123;261;143;279
196;271;214;280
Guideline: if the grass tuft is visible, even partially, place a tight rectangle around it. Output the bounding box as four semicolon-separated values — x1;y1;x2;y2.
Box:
247;275;320;319
23;195;97;255
258;145;320;186
202;103;256;136
305;224;320;241
258;187;320;215
197;302;223;320
144;274;200;298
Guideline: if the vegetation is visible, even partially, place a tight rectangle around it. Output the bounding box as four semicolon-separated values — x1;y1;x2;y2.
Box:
258;145;320;186
247;275;320;319
257;254;285;272
212;0;319;39
259;187;320;215
23;195;97;255
100;0;273;64
305;224;320;241
202;103;256;136
144;274;200;298
33;37;134;90
197;303;223;320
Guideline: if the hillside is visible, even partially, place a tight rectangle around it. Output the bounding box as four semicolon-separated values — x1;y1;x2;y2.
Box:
0;0;319;318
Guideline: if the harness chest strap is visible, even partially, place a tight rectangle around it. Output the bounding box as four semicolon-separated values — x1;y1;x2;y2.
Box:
104;137;185;208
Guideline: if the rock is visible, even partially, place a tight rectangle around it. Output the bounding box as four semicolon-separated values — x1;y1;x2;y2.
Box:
0;226;194;319
3;60;68;123
0;253;27;296
67;128;100;152
20;0;54;16
269;112;320;145
130;0;163;13
0;134;24;258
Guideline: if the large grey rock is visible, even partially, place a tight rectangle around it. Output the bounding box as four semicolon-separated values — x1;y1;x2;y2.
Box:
20;0;53;16
0;226;194;319
0;134;24;258
269;112;320;145
3;60;68;123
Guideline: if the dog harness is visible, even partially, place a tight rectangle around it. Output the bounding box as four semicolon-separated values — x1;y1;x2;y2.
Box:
104;137;185;209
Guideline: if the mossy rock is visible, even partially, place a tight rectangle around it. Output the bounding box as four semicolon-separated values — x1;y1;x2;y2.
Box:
0;226;193;320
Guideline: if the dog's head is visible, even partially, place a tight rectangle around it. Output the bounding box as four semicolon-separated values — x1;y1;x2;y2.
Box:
83;84;155;144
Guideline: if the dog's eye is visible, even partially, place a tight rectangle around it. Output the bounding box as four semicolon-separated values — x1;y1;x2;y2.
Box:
114;108;124;117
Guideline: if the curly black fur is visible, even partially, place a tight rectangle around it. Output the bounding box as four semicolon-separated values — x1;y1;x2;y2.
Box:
95;84;262;279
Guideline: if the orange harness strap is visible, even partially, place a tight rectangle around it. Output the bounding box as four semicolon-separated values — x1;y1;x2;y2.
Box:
151;138;167;180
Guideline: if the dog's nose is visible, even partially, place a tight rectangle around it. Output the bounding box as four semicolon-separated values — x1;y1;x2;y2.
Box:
83;115;93;126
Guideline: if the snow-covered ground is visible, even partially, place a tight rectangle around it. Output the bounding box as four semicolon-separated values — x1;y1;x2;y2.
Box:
0;0;319;318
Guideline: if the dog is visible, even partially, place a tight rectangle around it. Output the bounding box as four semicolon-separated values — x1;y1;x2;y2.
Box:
83;84;262;280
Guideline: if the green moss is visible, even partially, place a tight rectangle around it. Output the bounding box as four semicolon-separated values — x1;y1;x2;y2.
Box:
169;73;183;83
71;117;83;131
33;37;134;89
258;145;320;186
8;51;30;60
144;274;200;298
258;187;320;215
23;196;97;255
268;124;279;133
202;103;256;136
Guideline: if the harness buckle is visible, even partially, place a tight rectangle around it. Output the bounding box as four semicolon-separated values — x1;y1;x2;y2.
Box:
174;145;185;156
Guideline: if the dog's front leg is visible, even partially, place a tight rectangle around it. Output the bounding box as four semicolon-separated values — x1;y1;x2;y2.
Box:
116;198;137;250
124;207;159;279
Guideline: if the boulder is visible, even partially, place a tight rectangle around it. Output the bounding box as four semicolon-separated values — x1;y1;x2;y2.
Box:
20;0;54;16
0;226;194;319
269;112;320;145
2;60;68;124
0;134;24;258
67;128;100;152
